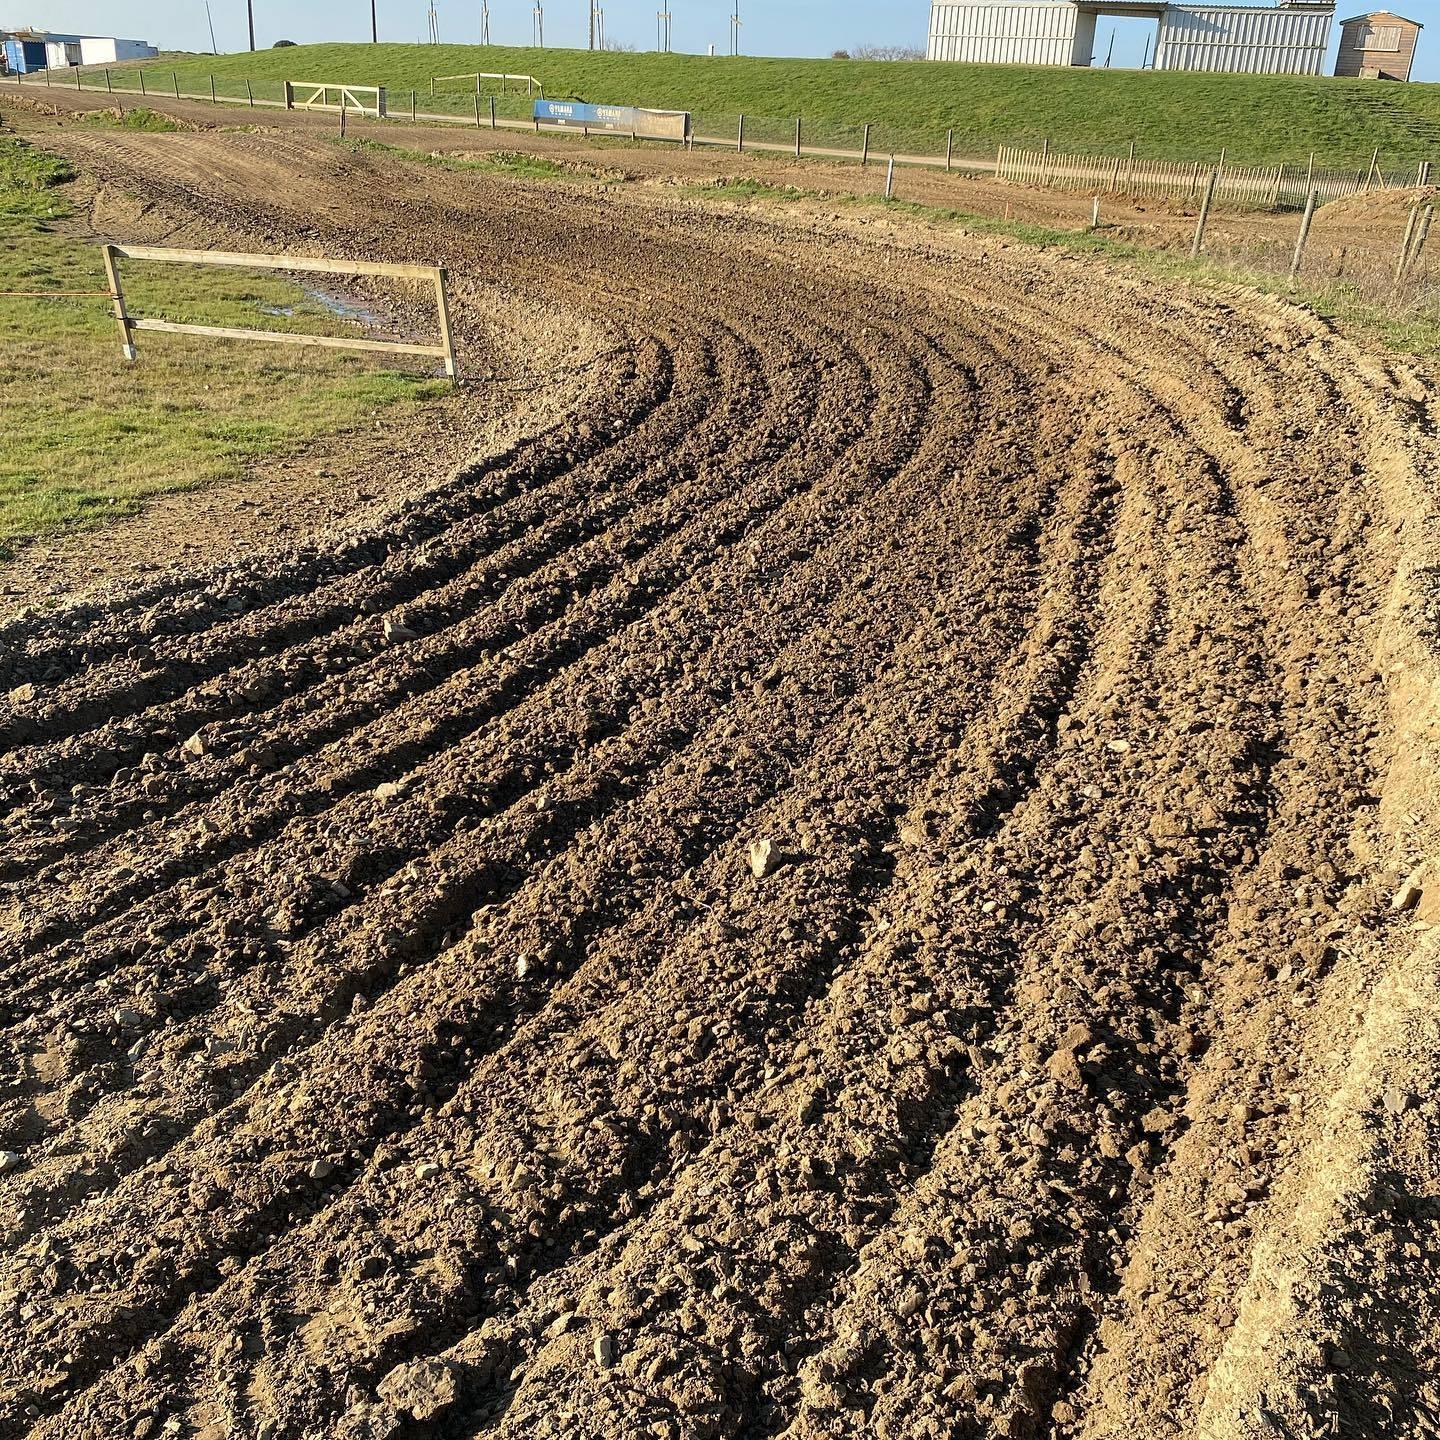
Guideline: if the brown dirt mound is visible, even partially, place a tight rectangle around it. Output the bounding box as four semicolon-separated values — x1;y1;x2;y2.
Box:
1;126;1439;1440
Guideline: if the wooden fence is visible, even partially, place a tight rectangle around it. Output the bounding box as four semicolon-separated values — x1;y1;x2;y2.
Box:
101;244;456;378
996;144;1429;210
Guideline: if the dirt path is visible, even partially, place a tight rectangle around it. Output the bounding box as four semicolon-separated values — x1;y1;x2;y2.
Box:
2;123;1439;1440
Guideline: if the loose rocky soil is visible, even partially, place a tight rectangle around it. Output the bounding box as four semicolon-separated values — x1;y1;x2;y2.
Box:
3;120;1440;1440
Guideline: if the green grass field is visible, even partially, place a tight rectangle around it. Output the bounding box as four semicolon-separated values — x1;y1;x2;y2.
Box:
0;133;448;557
84;41;1440;167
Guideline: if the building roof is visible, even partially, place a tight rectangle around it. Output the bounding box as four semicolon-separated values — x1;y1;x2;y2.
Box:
1339;11;1422;25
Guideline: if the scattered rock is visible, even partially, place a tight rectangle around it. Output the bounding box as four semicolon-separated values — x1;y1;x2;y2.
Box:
8;683;36;704
375;1357;459;1421
1382;1087;1412;1115
593;1333;618;1370
0;1150;21;1173
415;1161;441;1180
1106;737;1132;754
382;616;419;645
308;1158;335;1181
375;781;407;802
182;731;209;758
748;838;781;879
1392;862;1428;912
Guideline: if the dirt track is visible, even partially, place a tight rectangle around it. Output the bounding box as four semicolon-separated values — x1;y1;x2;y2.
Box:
4;124;1440;1440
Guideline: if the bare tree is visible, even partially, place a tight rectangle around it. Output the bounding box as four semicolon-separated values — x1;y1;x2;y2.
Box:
851;44;926;61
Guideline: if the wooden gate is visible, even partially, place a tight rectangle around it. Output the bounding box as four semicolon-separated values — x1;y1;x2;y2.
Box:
283;81;387;117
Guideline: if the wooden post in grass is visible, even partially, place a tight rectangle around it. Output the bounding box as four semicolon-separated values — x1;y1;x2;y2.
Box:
737;114;744;152
1413;205;1435;276
1289;188;1317;279
1191;169;1218;257
340;90;348;138
246;78;254;107
862;122;870;168
411;88;416;121
885;154;895;200
795;117;801;159
1396;204;1421;283
210;74;216;103
946;128;953;173
100;244;136;361
474;93;481;127
490;95;496;129
105;68;112;92
1091;195;1100;229
430;77;435;99
1364;147;1380;193
1126;138;1136;192
138;69;146;96
76;64;82;89
1304;151;1314;197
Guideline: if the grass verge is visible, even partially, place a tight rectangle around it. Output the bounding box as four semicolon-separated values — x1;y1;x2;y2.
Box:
0;133;449;559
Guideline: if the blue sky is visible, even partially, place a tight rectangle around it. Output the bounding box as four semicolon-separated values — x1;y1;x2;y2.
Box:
12;0;1440;80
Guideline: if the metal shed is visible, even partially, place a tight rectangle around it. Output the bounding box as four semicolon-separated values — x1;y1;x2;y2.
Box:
1334;10;1421;78
928;0;1336;72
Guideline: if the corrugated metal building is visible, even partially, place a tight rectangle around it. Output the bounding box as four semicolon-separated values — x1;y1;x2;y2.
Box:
1334;10;1421;78
928;0;1335;72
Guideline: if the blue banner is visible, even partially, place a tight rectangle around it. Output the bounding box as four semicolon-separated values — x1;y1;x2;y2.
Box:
534;99;689;142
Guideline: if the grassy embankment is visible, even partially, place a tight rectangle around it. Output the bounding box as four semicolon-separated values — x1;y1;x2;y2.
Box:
75;41;1440;167
0;132;448;556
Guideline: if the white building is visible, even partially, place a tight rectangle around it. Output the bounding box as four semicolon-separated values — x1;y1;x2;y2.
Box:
78;35;158;63
927;0;1334;72
27;32;157;68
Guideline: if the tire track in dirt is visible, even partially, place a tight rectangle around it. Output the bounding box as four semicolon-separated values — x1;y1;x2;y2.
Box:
2;124;1437;1440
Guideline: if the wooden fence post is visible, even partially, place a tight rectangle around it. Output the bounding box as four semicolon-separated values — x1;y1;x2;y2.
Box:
490;94;496;128
1126;138;1135;193
100;244;136;361
1289;188;1317;279
210;74;216;103
411;88;416;121
339;91;347;138
885;154;895;200
862;122;870;169
434;267;457;379
246;78;254;107
946;128;953;173
737;114;744;152
1364;147;1380;193
1396;204;1421;283
1191;169;1218;257
1091;195;1100;229
1412;205;1436;276
795;116;801;160
105;68;112;92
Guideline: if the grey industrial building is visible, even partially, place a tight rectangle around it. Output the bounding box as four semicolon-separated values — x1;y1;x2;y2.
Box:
927;0;1335;73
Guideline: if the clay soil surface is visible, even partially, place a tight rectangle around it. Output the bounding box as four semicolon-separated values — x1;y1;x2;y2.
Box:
4;116;1440;1440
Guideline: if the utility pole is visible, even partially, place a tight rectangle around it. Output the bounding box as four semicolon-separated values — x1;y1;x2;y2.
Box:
480;0;489;42
589;0;596;49
247;0;256;50
730;0;740;55
657;5;671;51
533;2;544;45
370;0;378;42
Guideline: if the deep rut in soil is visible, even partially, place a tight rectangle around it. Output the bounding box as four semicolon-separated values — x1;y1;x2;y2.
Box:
3;126;1440;1440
